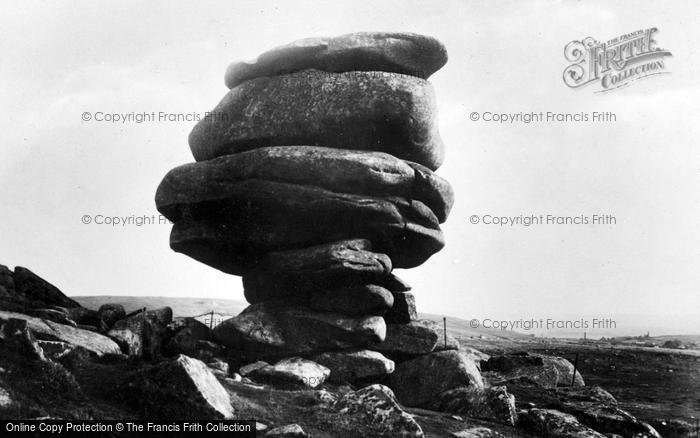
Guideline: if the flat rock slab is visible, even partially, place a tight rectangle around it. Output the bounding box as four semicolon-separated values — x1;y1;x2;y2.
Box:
331;384;425;437
389;350;484;408
482;352;585;388
164;180;443;274
433;386;517;426
249;357;329;388
310;349;395;385
225;32;447;88
309;284;394;316
0;310;120;357
189;70;444;170
156;146;453;223
120;354;233;419
212;303;386;359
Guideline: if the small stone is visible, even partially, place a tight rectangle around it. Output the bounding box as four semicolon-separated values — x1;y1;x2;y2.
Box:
239;361;269;376
250;357;329;388
265;423;308;437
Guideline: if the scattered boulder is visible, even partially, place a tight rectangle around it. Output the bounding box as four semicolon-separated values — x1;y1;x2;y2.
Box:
107;307;172;359
207;358;229;377
384;291;417;323
330;384;424;437
521;408;606;438
0;310;120;356
266;424;308;438
239;361;269;377
165;317;212;357
66;307;100;327
0;317;47;361
371;319;453;358
224;32;448;88
213;303;385;358
190;70;444;170
97;304;126;329
389;350;484;408
12;267;81;308
120;354;233;419
249;357;329;388
482;352;584;388
433;386;517;426
311;349;394;384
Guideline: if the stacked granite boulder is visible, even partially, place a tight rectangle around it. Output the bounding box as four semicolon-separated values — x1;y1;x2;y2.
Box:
155;33;457;387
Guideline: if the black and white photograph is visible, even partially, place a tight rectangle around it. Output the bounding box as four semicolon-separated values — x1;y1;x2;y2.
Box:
0;1;698;437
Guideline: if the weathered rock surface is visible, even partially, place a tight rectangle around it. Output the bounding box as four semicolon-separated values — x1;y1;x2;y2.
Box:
189;70;444;170
97;303;126;329
311;349;395;384
249;357;329;388
383;291;417;323
120;354;233;419
165;317;212;357
242;239;392;304
239;360;269;376
12;267;81;308
309;284;394;316
213;303;386;358
433;386;517;426
225;32;448;88
156;146;454;223
520;408;606;438
331;384;424;437
0;265;14;297
0;310;120;357
66;307;99;327
25;308;77;326
107;307;172;359
482;352;584;388
164;180;443;274
265;423;308;438
371;319;457;359
0;317;47;361
389;350;484;408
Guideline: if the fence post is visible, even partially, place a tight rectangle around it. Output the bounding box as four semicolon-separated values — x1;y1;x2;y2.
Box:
571;352;580;386
209;310;214;329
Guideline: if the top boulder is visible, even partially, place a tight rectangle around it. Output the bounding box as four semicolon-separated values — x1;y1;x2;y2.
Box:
224;32;447;88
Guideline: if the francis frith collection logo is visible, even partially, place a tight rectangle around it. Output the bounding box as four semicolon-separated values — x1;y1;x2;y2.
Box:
563;28;672;92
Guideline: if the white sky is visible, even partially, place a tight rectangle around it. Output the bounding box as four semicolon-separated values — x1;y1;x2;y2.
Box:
1;0;699;334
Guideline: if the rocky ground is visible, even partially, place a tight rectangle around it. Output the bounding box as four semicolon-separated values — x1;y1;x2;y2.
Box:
1;265;694;437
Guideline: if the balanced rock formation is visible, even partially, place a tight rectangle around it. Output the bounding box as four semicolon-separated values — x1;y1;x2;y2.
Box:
156;31;458;404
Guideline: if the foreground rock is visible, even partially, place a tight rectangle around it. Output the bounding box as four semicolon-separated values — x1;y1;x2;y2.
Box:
156;146;453;223
482;352;584;388
107;307;172;359
249;357;329;388
389;350;484;408
12;266;81;308
266;424;308;438
225;32;448;88
213;303;385;358
120;354;233;419
189;70;444;170
0;310;120;356
521;408;606;438
331;384;424;437
433;386;517;426
311;349;394;384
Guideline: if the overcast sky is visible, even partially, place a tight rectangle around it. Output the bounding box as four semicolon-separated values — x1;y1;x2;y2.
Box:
1;0;698;335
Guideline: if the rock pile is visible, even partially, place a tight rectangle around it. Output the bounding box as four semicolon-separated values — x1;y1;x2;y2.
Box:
155;32;456;385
